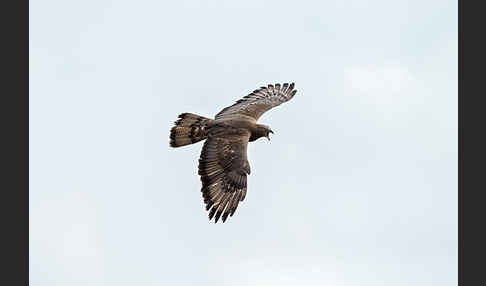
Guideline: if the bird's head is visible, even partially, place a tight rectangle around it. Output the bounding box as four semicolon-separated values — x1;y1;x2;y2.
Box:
255;124;274;141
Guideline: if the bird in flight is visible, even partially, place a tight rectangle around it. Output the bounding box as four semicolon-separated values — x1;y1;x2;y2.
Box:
169;83;297;223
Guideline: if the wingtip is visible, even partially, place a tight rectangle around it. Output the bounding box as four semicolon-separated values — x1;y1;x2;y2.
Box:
221;212;229;223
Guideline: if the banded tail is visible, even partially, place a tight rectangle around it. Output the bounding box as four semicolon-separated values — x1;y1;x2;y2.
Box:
170;113;212;147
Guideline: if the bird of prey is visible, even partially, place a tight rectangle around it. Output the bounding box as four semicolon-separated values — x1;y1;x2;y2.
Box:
169;83;297;223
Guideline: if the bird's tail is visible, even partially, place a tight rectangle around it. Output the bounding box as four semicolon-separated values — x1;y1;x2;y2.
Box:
170;113;212;147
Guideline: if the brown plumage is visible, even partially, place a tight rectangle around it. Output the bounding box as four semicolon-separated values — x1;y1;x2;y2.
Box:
169;83;297;223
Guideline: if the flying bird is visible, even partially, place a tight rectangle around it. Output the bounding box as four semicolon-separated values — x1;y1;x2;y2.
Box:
169;83;297;223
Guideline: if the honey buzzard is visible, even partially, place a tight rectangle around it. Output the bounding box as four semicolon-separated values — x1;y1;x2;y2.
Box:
169;83;297;223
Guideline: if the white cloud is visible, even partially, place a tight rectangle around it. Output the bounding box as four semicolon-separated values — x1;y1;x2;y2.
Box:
221;257;342;286
30;192;107;285
346;64;415;95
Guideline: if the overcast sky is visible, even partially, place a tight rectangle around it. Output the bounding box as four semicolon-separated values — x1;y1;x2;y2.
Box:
30;1;457;285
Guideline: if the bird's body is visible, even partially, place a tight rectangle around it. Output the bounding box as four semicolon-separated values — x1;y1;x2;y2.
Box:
170;83;297;223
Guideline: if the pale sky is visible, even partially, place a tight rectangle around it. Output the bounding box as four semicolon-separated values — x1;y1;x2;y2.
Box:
30;1;457;285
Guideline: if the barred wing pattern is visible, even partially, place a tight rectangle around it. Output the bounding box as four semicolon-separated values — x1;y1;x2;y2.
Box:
215;83;297;121
198;131;251;223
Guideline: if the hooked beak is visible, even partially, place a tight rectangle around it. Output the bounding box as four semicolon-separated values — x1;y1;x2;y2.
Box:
267;130;274;141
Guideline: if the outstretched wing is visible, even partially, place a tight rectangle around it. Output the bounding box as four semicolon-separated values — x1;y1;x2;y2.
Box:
198;129;251;223
215;83;297;121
